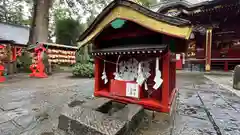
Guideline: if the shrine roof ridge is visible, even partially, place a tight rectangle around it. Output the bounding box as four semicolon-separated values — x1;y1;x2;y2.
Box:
77;0;191;42
156;0;240;13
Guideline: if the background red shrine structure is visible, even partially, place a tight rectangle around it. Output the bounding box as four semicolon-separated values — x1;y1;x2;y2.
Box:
0;22;29;75
154;0;240;71
0;40;24;82
78;0;192;112
28;42;77;78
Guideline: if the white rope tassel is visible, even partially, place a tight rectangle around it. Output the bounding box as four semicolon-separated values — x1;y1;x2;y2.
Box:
101;60;108;84
153;57;163;89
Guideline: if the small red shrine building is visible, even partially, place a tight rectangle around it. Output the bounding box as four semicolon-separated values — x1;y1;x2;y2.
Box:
78;0;192;112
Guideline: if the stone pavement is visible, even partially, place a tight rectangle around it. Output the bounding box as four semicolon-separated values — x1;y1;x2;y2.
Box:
0;73;94;135
204;74;240;97
1;72;240;135
173;73;240;135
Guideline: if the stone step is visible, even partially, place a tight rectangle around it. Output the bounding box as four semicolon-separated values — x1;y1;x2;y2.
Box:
58;105;126;135
82;97;112;110
58;98;144;135
112;104;144;134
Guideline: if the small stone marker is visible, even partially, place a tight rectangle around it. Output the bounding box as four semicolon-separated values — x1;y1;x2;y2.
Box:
233;65;240;90
58;98;144;135
59;105;126;135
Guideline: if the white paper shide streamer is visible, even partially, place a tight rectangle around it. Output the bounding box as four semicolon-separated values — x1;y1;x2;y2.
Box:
153;57;163;89
101;60;108;84
136;62;145;86
113;57;151;89
114;55;121;80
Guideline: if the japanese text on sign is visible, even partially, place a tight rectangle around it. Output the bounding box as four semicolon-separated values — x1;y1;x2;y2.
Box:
126;83;139;98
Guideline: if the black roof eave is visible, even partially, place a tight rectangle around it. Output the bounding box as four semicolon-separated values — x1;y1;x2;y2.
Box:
157;0;240;13
0;39;15;44
92;44;167;53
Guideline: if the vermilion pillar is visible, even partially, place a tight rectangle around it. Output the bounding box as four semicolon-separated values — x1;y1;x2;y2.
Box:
205;28;212;72
162;51;170;112
94;56;101;96
12;47;17;61
224;61;228;72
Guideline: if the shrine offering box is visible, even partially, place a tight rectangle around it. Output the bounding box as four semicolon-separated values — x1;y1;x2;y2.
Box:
110;79;143;99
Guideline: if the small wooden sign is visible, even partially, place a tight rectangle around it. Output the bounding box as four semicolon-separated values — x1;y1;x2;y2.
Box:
126;83;139;98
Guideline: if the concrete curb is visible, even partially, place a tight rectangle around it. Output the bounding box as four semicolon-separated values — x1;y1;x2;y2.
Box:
177;70;233;76
204;75;240;97
204;71;233;76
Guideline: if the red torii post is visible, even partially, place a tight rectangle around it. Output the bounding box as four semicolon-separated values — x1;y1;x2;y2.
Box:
29;44;48;78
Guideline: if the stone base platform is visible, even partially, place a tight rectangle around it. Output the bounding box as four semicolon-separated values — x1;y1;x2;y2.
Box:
58;98;144;135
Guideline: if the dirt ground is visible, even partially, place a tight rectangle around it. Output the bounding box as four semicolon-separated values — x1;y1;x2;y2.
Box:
0;72;240;135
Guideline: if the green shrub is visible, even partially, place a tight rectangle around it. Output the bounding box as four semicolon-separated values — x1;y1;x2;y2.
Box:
72;63;94;78
17;51;32;73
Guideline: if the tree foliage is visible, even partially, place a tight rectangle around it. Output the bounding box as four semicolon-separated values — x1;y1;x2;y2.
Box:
135;0;159;7
0;0;161;45
0;0;32;25
64;0;112;24
54;8;72;21
55;18;83;46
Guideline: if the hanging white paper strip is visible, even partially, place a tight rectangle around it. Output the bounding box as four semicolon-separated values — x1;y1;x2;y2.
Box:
114;55;122;80
182;53;185;64
136;62;145;86
153;57;163;89
176;54;181;60
101;60;108;84
117;58;139;81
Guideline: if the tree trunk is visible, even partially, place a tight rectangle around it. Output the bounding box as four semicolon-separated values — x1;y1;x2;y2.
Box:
28;0;37;45
3;0;7;22
28;0;52;45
